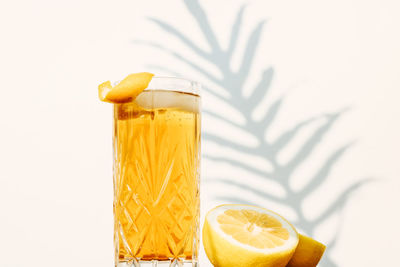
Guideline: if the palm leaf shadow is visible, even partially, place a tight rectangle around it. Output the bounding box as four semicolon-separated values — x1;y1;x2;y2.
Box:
135;0;370;266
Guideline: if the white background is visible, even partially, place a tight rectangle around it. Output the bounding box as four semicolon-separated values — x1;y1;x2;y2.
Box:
1;0;400;266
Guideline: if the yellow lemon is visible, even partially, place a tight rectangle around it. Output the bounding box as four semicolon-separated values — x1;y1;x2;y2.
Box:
98;72;154;103
203;204;299;267
286;234;326;267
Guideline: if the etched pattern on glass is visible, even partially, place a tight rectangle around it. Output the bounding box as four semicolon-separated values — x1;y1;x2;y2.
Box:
113;91;200;266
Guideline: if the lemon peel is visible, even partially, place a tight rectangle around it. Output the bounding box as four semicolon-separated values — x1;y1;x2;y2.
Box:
98;72;154;103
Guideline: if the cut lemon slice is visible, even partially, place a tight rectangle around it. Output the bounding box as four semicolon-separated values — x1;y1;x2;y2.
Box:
98;72;154;103
203;204;299;267
286;234;326;267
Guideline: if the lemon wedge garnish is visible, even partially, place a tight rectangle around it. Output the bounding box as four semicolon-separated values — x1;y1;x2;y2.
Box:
98;72;154;103
203;204;299;267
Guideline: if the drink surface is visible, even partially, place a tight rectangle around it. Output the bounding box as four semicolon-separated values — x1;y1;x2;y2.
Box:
113;90;200;262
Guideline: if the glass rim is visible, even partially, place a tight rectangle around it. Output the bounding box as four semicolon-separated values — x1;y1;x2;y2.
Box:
145;76;201;96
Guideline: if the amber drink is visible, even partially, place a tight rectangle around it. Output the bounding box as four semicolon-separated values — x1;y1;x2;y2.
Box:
113;78;201;266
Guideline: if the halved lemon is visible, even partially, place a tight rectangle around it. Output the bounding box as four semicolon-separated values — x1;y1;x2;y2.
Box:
203;204;299;267
98;72;154;103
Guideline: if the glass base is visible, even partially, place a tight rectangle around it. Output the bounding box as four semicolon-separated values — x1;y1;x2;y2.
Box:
116;260;198;267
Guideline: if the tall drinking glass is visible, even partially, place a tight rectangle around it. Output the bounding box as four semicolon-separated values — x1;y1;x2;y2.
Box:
113;77;201;267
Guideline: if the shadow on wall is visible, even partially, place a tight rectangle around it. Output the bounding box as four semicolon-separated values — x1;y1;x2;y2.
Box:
134;0;370;266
